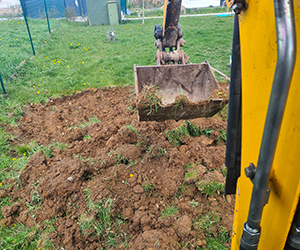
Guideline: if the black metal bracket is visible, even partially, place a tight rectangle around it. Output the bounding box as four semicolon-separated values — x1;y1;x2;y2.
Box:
245;163;271;207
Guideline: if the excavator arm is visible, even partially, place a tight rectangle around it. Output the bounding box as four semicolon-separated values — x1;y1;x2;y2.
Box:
153;0;188;65
134;0;229;121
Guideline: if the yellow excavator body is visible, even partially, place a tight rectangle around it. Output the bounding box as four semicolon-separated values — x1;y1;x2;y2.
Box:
229;0;300;249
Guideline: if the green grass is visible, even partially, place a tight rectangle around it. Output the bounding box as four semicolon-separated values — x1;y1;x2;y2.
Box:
0;223;40;249
198;181;225;196
160;205;178;218
182;6;230;15
0;219;56;250
68;116;100;131
1;15;233;103
0;196;11;220
0;140;64;247
44;142;68;156
217;129;227;144
143;182;154;192
79;189;124;248
165;121;213;146
185;169;199;179
0;130;32;184
193;212;230;249
0;140;67;183
125;124;144;138
0;18;61;81
127;6;230;18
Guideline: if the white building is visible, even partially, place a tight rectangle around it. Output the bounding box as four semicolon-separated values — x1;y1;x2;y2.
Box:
0;0;20;9
182;0;221;8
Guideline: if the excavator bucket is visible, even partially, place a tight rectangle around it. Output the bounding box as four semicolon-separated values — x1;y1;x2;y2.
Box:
134;62;229;121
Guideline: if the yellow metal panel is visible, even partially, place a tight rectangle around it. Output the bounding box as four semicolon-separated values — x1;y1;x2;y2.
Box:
231;0;300;249
162;0;168;36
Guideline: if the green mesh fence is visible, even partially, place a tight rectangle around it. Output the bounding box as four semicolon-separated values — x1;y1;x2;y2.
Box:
0;0;65;94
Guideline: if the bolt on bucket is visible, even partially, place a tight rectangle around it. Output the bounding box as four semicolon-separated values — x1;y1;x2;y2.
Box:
134;62;229;121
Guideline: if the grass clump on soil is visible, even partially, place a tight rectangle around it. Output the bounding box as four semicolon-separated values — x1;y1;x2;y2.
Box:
79;189;124;248
83;134;91;140
0;223;40;249
125;124;144;138
39;219;56;249
185;168;199;180
126;124;138;134
160;205;178;218
217;104;228;121
0;197;12;220
184;163;202;183
166;120;213;146
138;85;164;115
158;147;167;157
193;211;230;250
68;116;100;131
30;181;44;205
116;154;131;165
143;182;154;193
145;144;167;159
176;182;194;198
0;141;67;245
0;219;56;250
0;129;22;183
217;129;227;144
6;140;68;178
16;141;68;160
197;181;225;196
42;142;68;158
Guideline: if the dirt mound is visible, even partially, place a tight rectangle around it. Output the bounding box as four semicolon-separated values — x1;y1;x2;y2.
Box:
1;86;234;249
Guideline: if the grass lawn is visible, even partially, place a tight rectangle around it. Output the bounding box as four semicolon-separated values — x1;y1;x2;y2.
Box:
1;15;233;103
0;18;61;80
127;6;230;18
0;15;234;249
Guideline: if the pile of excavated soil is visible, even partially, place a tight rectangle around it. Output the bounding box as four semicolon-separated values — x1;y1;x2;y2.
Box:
1;86;234;249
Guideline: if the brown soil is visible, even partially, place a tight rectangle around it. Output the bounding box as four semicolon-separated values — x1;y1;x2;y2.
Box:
208;82;230;100
1;86;234;250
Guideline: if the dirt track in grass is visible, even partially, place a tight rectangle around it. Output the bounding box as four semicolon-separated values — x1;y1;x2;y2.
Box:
1;86;234;249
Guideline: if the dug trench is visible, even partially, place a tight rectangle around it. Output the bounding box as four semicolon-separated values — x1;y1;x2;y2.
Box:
1;86;234;249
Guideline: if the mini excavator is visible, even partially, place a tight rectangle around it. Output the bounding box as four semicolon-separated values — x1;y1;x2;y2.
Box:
135;0;300;249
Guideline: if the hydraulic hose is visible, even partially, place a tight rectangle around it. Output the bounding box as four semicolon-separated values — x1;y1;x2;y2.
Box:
285;204;300;249
240;0;296;249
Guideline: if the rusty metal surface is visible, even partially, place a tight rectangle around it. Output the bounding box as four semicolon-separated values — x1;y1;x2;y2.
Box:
155;49;188;65
138;99;228;121
163;0;182;47
134;63;228;121
135;63;219;105
155;39;188;65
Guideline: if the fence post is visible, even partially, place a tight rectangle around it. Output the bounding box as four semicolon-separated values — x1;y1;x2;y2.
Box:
20;0;36;56
43;0;51;33
0;74;7;95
